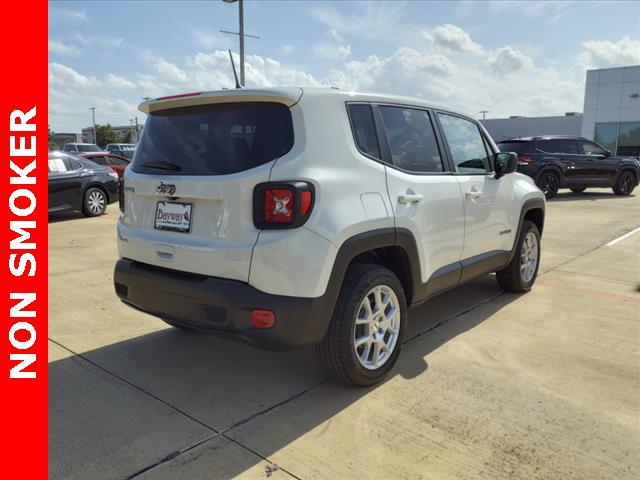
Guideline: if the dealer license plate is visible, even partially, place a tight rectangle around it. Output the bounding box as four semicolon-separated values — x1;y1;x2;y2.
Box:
155;201;193;233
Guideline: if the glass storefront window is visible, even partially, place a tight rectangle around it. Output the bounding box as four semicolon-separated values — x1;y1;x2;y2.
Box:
594;123;619;153
595;122;640;157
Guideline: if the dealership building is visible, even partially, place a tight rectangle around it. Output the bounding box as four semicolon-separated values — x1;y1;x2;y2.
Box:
482;65;640;157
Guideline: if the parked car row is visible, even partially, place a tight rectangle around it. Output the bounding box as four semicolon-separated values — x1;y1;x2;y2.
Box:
497;135;640;198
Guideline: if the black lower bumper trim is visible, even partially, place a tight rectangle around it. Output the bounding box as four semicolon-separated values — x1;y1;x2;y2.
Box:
114;259;333;351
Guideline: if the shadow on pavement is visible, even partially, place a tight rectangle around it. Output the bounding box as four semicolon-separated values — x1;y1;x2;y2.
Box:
550;191;633;202
49;275;519;480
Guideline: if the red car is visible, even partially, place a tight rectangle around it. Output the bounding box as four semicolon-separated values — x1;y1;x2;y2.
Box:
79;152;130;179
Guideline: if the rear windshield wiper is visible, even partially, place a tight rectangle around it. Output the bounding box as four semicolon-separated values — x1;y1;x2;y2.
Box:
140;161;182;172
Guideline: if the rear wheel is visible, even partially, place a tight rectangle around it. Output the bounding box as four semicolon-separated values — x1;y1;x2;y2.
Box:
537;171;560;199
82;187;107;216
496;220;541;293
317;264;406;387
570;188;586;193
612;171;635;196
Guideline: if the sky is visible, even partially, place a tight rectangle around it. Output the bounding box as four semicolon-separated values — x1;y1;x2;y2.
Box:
48;0;640;133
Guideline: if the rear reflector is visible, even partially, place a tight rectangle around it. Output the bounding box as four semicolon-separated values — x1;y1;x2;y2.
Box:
251;310;276;329
519;156;533;164
156;92;202;100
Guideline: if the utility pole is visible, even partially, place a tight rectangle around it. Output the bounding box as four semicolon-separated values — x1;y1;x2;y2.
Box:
222;0;259;87
129;119;135;142
90;107;97;144
134;117;140;143
479;110;489;120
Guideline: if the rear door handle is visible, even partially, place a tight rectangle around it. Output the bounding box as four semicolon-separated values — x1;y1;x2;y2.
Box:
398;193;424;204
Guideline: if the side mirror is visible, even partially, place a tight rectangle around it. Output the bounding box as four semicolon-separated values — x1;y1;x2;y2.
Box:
494;152;518;178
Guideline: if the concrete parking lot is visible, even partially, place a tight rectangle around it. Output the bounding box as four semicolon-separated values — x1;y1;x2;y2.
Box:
49;189;640;480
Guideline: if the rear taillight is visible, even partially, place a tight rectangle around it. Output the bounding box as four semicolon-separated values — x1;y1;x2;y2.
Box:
518;156;534;164
253;181;315;229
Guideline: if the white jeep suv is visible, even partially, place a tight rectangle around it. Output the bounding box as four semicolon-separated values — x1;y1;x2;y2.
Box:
114;88;545;386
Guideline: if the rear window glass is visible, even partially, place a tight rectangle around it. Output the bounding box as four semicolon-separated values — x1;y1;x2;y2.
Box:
498;142;531;154
131;102;294;175
347;104;380;159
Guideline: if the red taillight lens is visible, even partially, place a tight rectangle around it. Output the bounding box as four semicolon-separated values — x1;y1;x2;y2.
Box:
264;188;294;223
300;191;312;215
519;156;533;164
251;309;276;329
253;182;315;229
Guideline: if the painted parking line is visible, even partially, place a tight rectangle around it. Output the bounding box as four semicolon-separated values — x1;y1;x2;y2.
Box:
605;226;640;247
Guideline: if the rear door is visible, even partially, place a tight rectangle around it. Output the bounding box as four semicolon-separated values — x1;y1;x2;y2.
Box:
435;112;516;260
373;104;465;295
119;101;295;282
48;156;84;211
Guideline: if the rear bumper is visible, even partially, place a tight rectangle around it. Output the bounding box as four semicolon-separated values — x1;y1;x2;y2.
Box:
113;259;332;350
105;180;119;204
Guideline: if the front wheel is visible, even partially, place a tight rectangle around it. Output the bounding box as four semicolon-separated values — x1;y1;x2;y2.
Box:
612;171;636;196
316;264;407;387
496;220;541;293
82;187;107;216
537;172;560;199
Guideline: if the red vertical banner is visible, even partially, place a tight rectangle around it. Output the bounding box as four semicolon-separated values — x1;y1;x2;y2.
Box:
1;0;48;477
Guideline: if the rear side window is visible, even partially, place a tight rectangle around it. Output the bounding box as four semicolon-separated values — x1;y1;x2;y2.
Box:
537;139;579;154
437;113;491;174
131;102;294;175
498;142;531;154
91;156;107;165
379;106;443;173
347;104;380;159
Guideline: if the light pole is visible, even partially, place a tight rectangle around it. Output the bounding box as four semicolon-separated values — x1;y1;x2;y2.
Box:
222;0;259;87
90;107;97;144
479;110;489;120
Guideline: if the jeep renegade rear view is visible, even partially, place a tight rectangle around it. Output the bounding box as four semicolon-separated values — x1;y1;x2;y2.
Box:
114;88;545;386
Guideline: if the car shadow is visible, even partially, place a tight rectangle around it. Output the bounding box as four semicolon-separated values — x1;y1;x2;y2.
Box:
48;208;117;223
48;275;521;479
550;190;633;202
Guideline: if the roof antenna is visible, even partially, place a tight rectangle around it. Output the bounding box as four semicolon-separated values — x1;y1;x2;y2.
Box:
228;49;242;89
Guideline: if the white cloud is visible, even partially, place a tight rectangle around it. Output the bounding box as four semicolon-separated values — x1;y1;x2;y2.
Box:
48;63;96;89
192;28;227;50
281;44;295;55
49;7;87;23
578;36;640;68
424;24;483;55
488;1;577;24
314;43;352;61
489;47;534;75
308;1;407;41
105;73;136;89
74;33;125;48
48;39;80;56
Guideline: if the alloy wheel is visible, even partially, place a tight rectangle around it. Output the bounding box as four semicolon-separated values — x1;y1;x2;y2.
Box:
353;285;401;370
520;231;539;284
87;190;106;215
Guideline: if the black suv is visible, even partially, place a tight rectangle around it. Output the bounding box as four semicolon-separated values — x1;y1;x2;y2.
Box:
498;136;640;198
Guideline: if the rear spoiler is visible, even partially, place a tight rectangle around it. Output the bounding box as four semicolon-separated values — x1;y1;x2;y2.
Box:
139;88;304;114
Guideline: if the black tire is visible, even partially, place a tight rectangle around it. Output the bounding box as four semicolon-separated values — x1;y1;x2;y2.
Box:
496;220;541;293
570;188;586;193
82;187;107;216
536;171;560;199
161;318;195;331
612;170;636;196
316;264;407;387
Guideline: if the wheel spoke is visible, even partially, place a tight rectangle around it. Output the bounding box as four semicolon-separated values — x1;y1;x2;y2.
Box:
355;335;370;348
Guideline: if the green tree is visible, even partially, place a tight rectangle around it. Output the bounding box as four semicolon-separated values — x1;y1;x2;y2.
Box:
95;124;117;148
119;129;132;143
48;124;58;150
